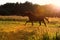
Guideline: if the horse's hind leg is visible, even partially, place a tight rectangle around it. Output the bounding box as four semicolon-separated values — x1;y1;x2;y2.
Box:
42;20;47;26
39;21;41;26
24;21;29;25
31;21;33;26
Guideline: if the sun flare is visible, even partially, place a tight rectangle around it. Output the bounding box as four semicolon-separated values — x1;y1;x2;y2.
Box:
52;0;60;7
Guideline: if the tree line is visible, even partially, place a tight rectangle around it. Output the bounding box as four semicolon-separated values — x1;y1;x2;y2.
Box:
0;1;60;17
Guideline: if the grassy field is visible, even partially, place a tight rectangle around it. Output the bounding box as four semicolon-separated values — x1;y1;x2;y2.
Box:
0;16;60;40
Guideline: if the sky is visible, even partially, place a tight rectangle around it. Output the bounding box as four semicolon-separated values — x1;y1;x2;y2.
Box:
0;0;60;5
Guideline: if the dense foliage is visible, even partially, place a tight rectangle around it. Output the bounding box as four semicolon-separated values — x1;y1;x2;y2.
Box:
0;1;60;17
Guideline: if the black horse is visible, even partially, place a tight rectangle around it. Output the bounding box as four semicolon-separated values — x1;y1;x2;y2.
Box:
24;12;49;26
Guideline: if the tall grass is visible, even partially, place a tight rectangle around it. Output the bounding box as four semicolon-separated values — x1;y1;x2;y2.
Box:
0;16;28;21
0;16;60;40
0;29;60;40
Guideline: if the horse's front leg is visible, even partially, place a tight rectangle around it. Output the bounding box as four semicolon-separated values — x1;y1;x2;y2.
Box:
45;17;49;23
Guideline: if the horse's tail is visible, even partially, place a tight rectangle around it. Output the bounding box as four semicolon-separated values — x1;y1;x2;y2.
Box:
44;17;49;23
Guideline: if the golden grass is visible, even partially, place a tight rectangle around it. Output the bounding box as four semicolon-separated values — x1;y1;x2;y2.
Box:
0;16;60;33
0;16;60;40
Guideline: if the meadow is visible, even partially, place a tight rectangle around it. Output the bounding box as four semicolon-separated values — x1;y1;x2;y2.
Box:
0;16;60;40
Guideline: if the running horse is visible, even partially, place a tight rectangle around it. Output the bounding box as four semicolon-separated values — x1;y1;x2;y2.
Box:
25;12;49;26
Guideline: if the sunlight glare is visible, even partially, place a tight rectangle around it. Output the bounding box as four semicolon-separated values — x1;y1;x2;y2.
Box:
52;0;60;7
